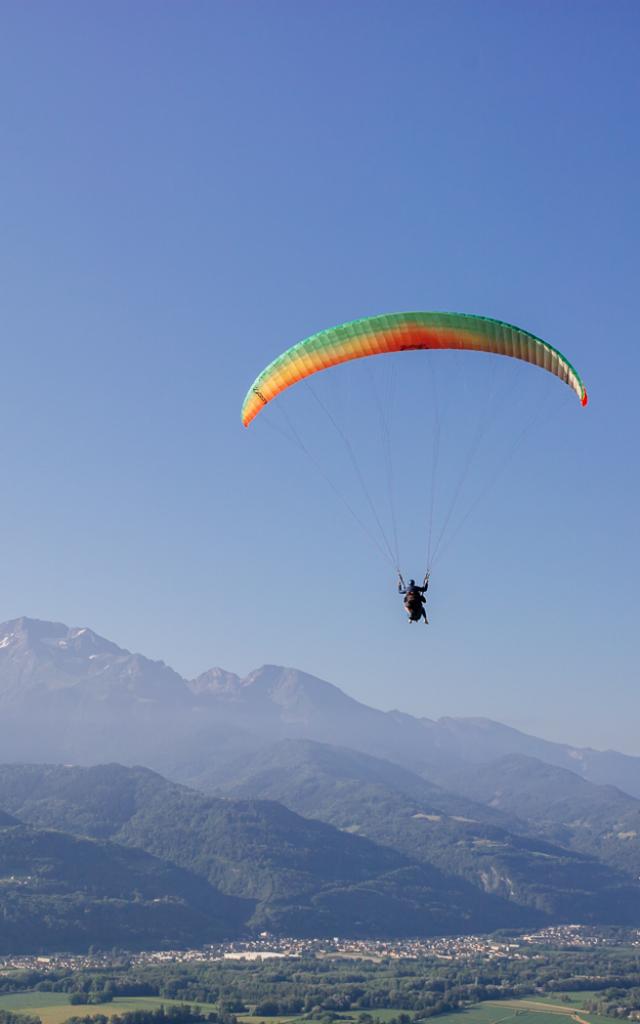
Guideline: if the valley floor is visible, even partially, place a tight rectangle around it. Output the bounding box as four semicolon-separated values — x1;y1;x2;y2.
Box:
0;994;616;1024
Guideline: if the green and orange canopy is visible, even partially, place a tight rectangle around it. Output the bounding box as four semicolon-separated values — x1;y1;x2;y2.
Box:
242;311;587;427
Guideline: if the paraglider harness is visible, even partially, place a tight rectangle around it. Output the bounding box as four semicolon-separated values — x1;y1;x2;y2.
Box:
397;572;430;624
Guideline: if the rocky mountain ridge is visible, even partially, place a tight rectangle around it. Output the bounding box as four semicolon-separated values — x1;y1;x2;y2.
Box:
1;616;638;798
2;616;640;950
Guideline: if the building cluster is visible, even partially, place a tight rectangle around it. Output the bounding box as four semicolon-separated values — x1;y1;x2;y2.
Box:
520;924;640;948
2;926;639;974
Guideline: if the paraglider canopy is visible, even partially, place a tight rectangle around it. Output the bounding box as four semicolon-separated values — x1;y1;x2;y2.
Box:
242;311;588;427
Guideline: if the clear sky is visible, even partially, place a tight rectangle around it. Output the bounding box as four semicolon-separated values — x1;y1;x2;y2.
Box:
1;1;638;752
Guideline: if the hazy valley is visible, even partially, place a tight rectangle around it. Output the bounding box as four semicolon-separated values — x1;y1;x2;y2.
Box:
0;617;639;952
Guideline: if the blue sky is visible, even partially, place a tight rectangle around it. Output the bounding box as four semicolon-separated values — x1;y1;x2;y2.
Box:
1;1;638;751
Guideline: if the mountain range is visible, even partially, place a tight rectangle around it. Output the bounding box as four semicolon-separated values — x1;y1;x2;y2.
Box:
0;615;639;951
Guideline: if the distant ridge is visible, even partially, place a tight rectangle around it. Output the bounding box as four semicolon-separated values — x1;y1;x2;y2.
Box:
1;617;640;798
0;762;535;941
1;619;640;946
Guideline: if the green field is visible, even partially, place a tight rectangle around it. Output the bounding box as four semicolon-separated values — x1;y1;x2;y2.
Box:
0;995;219;1024
0;996;419;1024
348;1013;415;1022
0;994;617;1024
433;1000;612;1024
485;998;612;1024
424;1005;550;1024
523;996;600;1010
282;1011;411;1019
238;1016;299;1024
0;995;71;1010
